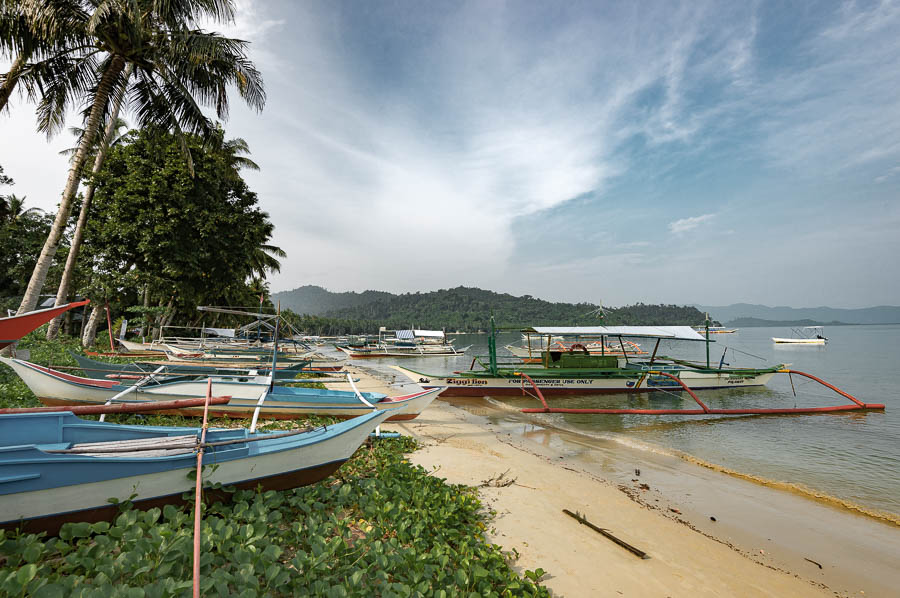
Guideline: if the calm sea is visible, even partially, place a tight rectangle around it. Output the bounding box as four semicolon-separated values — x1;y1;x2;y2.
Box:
357;326;900;517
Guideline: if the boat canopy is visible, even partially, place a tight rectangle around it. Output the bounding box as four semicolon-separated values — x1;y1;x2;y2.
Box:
523;326;708;342
396;329;445;339
203;327;235;337
414;329;444;338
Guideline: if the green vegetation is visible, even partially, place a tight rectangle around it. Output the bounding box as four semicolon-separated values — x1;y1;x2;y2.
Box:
0;167;55;313
277;285;710;333
82;127;281;323
0;333;550;597
3;0;266;318
274;285;396;316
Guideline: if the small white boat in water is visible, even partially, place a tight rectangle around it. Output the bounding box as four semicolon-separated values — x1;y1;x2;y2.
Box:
772;326;828;345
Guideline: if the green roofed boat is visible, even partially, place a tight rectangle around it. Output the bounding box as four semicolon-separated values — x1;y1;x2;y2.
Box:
394;321;784;397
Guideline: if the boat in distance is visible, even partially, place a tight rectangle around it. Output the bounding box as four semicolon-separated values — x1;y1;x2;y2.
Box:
0;408;393;535
394;325;782;397
773;326;828;345
1;358;441;421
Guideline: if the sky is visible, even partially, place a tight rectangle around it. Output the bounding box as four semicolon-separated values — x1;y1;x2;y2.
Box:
2;0;900;308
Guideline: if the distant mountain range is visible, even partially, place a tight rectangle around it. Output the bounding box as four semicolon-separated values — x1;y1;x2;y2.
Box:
272;285;394;315
695;303;900;326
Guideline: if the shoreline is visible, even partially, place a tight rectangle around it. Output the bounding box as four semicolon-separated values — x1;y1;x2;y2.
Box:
333;365;900;597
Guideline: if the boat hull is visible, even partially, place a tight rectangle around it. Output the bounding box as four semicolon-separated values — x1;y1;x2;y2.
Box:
0;301;89;349
393;366;777;397
0;410;391;535
772;338;826;344
2;358;439;420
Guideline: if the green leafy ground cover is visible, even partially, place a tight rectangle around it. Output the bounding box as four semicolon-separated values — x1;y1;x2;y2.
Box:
0;333;550;597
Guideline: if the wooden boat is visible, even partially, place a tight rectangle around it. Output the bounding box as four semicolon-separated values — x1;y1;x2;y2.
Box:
773;326;827;345
506;339;646;363
71;352;310;381
336;344;471;358
163;343;313;362
394;325;782;397
692;326;738;334
1;358;441;420
0;408;393;535
336;328;470;358
0;300;90;349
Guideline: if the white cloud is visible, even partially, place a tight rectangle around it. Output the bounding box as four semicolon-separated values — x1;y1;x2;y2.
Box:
668;214;715;234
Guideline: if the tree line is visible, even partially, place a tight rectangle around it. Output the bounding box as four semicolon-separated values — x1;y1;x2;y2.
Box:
278;287;713;333
1;0;278;346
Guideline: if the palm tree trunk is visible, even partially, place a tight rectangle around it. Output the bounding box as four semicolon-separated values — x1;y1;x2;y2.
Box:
81;304;103;347
46;64;133;340
13;55;126;318
0;53;26;113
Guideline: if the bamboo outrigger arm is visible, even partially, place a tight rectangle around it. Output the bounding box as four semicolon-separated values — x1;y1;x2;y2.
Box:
517;370;885;416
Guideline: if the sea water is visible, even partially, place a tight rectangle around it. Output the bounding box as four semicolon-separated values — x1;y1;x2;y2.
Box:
356;326;900;518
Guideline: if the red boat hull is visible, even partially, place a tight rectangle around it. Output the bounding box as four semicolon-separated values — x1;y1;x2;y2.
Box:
0;301;90;349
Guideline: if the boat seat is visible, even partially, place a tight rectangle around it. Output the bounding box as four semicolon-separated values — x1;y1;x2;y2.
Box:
58;434;198;458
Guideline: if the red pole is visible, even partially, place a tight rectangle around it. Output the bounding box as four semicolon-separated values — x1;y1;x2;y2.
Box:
192;380;212;598
105;300;115;352
514;371;550;409
0;395;230;415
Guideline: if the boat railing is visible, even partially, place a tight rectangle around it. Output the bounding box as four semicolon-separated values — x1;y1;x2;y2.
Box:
345;371;381;437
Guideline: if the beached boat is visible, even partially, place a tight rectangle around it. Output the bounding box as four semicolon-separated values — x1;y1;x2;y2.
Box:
394;325;782;397
163;343;313;361
506;339;646;363
0;408;393;534
1;358;441;420
72;352;310;381
0;300;90;349
336;329;470;358
772;326;828;345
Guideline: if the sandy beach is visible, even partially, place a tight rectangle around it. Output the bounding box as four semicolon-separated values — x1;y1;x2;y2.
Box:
331;365;900;597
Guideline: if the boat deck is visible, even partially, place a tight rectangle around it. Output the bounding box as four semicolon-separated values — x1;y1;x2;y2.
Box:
50;434;198;458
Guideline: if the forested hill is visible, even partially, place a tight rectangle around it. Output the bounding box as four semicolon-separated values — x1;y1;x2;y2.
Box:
278;285;709;331
273;285;395;315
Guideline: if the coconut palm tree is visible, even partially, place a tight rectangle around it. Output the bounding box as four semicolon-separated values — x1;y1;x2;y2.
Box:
0;0;89;112
1;193;41;222
46;74;131;340
8;0;265;321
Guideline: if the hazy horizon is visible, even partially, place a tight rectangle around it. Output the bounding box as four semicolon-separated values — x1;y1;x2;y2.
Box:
272;283;899;311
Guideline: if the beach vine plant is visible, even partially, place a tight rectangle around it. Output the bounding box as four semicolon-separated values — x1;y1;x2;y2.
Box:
0;334;550;597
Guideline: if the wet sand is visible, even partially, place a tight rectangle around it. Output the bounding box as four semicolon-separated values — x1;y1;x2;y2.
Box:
331;365;900;597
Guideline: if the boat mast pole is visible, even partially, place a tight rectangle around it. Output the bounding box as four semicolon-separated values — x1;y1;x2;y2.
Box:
488;315;498;375
705;313;710;368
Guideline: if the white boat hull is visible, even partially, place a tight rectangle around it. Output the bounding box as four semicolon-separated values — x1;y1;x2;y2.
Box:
393;366;776;397
772;338;826;344
2;359;441;420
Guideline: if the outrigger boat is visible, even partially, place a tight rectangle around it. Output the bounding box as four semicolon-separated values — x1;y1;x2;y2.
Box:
70;352;312;381
1;358;441;421
0;300;90;349
336;329;470;358
692;325;737;334
506;338;646;363
0;407;393;535
773;326;828;345
395;324;783;397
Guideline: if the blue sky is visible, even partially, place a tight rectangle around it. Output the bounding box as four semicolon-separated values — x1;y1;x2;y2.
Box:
2;0;899;307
